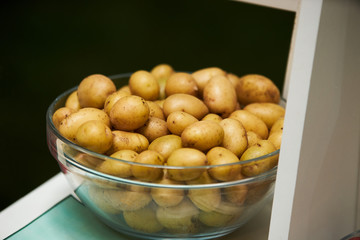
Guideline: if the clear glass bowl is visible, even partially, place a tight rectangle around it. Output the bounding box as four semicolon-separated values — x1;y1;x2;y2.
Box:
46;73;279;240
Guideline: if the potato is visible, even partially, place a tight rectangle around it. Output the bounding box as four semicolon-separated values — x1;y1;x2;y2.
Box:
188;187;221;212
270;116;284;136
203;75;237;118
235;74;280;105
131;150;165;182
118;85;131;94
103;90;130;116
240;140;278;177
206;147;241;182
148;135;182;161
129;70;160;100
163;93;209;120
154;99;165;109
110;95;150;131
219;118;248;157
75;120;113;154
199;201;244;227
106;130;149;154
77;74;116;108
246;131;262;148
223;173;248;205
191;67;226;96
88;185;121;214
136;117;169;143
151;63;175;99
268;130;282;150
243;102;285;129
52;107;74;130
226;72;240;87
147;100;165;120
167;148;207;181
151;176;185;207
181;121;224;152
123;203;163;233
165;72;199;97
65;90;80;111
167;111;198;136
229;110;268;139
186;170;216;185
97;150;138;178
59;107;110;142
74;153;103;169
201;113;223;123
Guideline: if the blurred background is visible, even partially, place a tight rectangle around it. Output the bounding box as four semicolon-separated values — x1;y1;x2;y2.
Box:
0;0;294;211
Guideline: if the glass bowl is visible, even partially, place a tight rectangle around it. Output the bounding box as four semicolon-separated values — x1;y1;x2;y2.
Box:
46;73;279;240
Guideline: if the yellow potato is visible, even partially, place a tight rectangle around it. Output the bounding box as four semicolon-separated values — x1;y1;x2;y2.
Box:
166;111;198;136
136;117;169;143
65;90;80;111
52;107;74;130
151;63;175;99
118;85;131;94
201;113;223;123
103;90;130;116
165;72;199;97
269;116;284;136
148;135;182;161
74;153;103;169
186;170;216;185
77;74;116;108
222;173;248;205
246;131;262;148
181;121;224;152
167;148;207;181
75;120;113;154
163;93;209;120
59;107;110;142
147;101;165;120
131;150;165;182
188;187;221;212
229;110;268;139
206;147;241;182
110;95;150;131
235;74;280;106
226;72;240;88
191;67;226;96
129;70;160;100
203;75;237;118
151;176;185;207
96;150;138;178
106;130;149;154
87;185;122;214
268;130;282;150
240;140;278;177
243;103;285;129
219;118;248;157
199;201;243;227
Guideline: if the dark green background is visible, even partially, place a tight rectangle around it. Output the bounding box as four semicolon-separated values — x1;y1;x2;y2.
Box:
0;0;294;210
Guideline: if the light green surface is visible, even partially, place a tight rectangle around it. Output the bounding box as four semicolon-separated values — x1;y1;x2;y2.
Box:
6;196;134;240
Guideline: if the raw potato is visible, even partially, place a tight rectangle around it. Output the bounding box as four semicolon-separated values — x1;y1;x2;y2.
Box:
151;63;175;100
110;95;150;131
59;107;111;142
223;173;248;205
77;74;116;108
151;176;185;207
167;148;207;181
201;113;223;123
206;147;241;182
74;153;103;169
106;130;149;154
129;70;160;100
167;111;198;136
75;120;113;154
103;90;130;116
226;73;240;88
163;93;209;120
165;72;199;97
156;198;200;234
148;135;182;161
240;140;278;177
118;85;131;94
188;187;221;212
181;121;224;152
203;75;237;118
136;117;169;142
131;150;165;182
97;150;138;178
65;90;80;111
268;130;282;150
229;110;268;139
191;67;226;96
186;171;216;185
88;185;122;214
243;103;285;129
246;131;262;148
235;74;280;106
147;100;165;120
123;203;163;233
270;116;284;136
220;118;248;157
52;107;74;130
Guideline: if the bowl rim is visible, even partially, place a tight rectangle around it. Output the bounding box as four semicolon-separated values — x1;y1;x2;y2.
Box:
46;72;279;188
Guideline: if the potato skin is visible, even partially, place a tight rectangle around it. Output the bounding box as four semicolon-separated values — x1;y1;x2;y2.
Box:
52;107;74;130
129;70;160;100
219;118;248;157
147;101;165;120
151;63;175;100
235;74;280;106
207;147;241;182
165;72;199;97
229;110;268;139
201;113;223;123
181;121;224;152
163;93;209;120
167;111;198;136
191;67;226;96
148;135;182;161
270;116;284;136
243;103;285;129
131;150;164;182
65;90;80;111
106;130;149;154
268;130;282;150
103;90;130;116
136;117;169;143
97;150;138;178
110;95;150;131
77;74;116;108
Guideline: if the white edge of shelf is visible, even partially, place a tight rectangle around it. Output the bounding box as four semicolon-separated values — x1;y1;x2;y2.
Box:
232;0;300;12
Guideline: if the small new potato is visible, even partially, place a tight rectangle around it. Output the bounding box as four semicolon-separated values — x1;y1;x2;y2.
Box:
223;173;248;205
243;102;285;129
151;63;175;99
129;70;160;100
147;101;165;120
226;72;240;87
163;93;209;120
110;95;150;131
220;118;248;157
270;116;284;136
77;74;116;108
268;130;282;150
131;150;165;182
65;90;80;111
201;113;223;123
151;176;185;207
148;135;182;161
165;72;199;97
246;131;262;148
188;187;222;212
181;121;224;152
97;150;138;178
167;111;198;136
74;153;103;169
52;107;74;130
75;120;113;154
191;67;226;96
106;130;149;154
103;90;130;116
136;117;169;143
229;110;268;139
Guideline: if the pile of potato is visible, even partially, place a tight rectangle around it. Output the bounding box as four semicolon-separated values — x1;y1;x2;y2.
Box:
52;64;285;233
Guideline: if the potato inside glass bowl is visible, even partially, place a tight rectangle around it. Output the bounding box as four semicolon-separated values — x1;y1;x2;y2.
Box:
46;71;282;240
